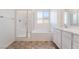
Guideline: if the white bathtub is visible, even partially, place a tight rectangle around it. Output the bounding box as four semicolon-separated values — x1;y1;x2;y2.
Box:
31;30;51;41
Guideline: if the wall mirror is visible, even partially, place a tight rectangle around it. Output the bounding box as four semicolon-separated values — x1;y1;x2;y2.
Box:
64;9;79;26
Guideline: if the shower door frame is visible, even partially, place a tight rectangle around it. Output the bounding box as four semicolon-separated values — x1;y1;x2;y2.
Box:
15;9;28;41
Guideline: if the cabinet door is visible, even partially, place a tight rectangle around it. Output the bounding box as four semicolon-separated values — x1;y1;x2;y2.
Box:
53;29;58;45
53;29;62;48
62;31;72;49
73;35;79;49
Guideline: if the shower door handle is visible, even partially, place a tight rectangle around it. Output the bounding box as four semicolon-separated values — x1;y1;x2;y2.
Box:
18;19;22;22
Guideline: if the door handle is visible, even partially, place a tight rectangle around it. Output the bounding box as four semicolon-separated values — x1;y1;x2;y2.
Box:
19;19;21;22
0;16;4;18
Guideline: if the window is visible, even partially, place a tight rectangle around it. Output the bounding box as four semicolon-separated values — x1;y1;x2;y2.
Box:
34;10;50;32
37;10;49;24
43;11;49;18
37;11;43;24
37;11;43;18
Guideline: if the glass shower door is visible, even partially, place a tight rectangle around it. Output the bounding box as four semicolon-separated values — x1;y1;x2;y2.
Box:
16;10;28;38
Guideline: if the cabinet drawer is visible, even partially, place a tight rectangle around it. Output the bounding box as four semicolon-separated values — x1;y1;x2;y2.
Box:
73;42;79;49
62;31;72;49
62;31;72;40
62;38;71;45
62;39;71;49
62;44;71;49
73;35;79;43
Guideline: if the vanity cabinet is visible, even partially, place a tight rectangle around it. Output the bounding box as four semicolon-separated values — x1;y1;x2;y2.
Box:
62;31;72;49
53;27;79;49
73;34;79;49
53;29;62;48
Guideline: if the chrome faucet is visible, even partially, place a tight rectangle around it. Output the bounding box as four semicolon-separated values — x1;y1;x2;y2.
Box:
64;24;68;28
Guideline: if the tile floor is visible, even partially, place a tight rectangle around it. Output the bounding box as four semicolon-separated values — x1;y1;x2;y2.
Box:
7;41;57;49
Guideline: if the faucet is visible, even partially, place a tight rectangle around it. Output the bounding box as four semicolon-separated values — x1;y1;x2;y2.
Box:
64;24;68;28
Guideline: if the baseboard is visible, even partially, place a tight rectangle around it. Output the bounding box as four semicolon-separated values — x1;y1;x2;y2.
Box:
51;41;59;49
15;37;27;41
0;40;15;49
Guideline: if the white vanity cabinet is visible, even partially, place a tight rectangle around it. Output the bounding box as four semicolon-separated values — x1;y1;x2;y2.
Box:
53;29;62;48
62;31;72;49
73;34;79;49
54;27;79;49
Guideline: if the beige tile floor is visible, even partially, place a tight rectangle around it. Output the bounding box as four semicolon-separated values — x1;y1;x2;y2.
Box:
7;41;57;49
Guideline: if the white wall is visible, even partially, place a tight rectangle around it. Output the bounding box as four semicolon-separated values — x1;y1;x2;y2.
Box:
50;9;58;32
57;10;65;27
50;9;65;32
0;10;15;48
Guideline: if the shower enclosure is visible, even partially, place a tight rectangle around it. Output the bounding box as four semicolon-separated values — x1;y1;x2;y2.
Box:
16;10;28;38
15;9;57;41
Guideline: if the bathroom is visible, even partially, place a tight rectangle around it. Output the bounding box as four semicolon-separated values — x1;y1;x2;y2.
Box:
0;9;79;49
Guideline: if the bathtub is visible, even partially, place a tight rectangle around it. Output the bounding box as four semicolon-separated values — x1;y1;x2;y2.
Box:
31;30;51;41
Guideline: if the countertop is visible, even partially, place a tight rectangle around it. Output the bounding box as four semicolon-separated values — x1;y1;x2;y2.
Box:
55;26;79;35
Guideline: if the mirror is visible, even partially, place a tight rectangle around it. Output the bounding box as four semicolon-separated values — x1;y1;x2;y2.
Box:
64;10;79;26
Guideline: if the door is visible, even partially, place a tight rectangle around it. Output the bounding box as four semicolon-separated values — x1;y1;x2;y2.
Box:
53;29;62;48
73;34;79;49
16;10;28;37
62;31;72;49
